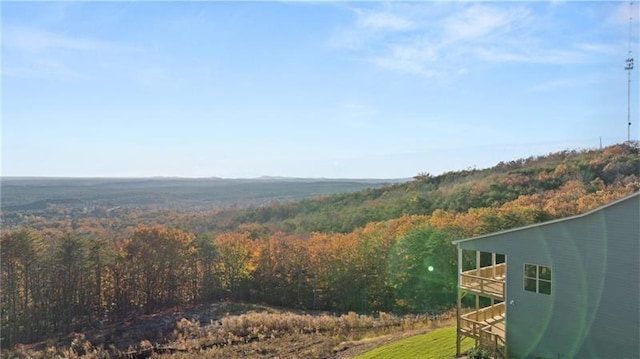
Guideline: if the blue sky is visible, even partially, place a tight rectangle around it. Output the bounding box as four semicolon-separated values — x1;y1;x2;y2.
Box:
2;1;638;178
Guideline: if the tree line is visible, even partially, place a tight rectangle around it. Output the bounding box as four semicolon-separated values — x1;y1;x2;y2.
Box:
1;216;458;346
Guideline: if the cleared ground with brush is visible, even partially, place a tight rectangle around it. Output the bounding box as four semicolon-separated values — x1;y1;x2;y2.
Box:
4;302;455;359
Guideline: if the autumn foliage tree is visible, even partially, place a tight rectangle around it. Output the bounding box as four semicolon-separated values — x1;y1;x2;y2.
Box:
214;232;258;299
124;226;195;313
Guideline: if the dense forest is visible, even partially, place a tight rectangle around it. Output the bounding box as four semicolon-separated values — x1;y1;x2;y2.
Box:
1;143;638;348
0;177;398;214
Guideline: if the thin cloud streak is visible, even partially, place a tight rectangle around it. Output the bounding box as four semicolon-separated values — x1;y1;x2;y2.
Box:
472;47;587;64
335;3;627;77
355;9;415;31
527;78;582;93
441;4;531;43
2;24;149;82
3;24;119;53
575;42;622;56
2;60;89;80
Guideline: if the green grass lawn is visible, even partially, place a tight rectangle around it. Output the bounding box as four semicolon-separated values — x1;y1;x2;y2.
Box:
353;325;473;359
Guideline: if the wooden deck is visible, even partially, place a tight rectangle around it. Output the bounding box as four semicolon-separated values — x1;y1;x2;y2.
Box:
460;302;506;358
457;257;508;358
460;263;505;300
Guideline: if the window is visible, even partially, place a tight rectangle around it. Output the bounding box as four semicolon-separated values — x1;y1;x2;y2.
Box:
524;263;552;295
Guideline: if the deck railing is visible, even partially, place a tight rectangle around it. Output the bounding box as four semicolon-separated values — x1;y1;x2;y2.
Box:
460;316;483;338
460;302;506;358
479;328;507;358
461;301;505;323
460;272;505;299
463;262;505;279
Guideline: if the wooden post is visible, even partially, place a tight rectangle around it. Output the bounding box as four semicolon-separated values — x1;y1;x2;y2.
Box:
456;244;463;357
474;251;481;348
475;292;480;347
456;288;462;357
458;247;463;289
491;252;495;308
492;252;496;278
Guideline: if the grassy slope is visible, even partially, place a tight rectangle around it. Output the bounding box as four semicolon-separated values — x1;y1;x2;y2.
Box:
353;326;473;359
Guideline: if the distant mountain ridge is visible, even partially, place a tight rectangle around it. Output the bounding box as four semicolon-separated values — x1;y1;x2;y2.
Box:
0;176;402;213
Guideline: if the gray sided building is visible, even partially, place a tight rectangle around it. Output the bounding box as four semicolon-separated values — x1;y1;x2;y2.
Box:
453;192;640;359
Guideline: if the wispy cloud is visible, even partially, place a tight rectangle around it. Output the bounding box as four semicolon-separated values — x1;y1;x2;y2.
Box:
575;42;621;56
355;9;415;31
2;24;141;81
328;6;415;50
528;78;581;92
441;5;530;43
527;72;605;93
472;47;586;65
3;25;113;53
2;59;89;80
332;2;625;78
368;38;440;76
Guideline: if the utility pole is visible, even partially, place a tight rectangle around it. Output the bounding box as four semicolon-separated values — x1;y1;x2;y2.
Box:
625;2;635;142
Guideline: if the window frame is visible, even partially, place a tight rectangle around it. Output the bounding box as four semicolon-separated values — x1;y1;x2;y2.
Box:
523;263;552;295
